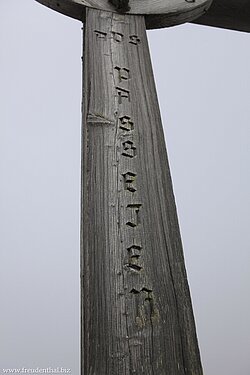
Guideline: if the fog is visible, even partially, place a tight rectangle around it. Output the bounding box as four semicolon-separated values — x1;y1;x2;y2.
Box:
1;1;250;374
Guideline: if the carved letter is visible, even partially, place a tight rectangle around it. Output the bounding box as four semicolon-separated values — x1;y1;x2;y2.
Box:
112;31;124;43
130;288;153;295
130;288;140;294
94;30;107;40
127;245;142;257
122;140;136;158
116;87;130;104
126;204;142;227
119;116;134;132
115;66;130;82
127;245;142;272
123;171;137;192
130;288;159;323
129;35;141;45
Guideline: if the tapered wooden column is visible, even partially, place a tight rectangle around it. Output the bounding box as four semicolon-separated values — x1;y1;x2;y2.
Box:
81;8;202;375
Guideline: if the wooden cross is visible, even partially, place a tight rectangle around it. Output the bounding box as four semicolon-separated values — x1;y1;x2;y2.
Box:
35;0;250;373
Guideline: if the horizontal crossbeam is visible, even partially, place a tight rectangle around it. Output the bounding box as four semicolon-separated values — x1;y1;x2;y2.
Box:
35;0;212;29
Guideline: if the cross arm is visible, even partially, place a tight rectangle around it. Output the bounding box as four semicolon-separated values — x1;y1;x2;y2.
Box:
34;0;212;29
192;0;250;33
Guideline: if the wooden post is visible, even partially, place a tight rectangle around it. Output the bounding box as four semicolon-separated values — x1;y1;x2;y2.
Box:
81;8;203;374
33;0;250;372
35;0;215;373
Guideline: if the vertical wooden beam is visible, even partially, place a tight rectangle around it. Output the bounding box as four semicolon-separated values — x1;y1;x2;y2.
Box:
81;8;203;374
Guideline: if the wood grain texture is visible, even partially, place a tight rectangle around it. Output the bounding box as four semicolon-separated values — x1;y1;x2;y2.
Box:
81;8;203;374
192;0;250;33
34;0;212;29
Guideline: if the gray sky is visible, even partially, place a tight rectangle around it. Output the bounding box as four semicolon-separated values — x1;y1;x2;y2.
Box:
1;1;250;374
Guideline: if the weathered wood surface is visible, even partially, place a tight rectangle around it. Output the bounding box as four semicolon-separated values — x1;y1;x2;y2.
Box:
35;0;250;32
35;0;212;29
81;8;203;374
193;0;250;33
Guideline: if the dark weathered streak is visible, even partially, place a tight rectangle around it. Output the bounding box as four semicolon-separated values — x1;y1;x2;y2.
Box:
109;0;131;13
81;8;203;375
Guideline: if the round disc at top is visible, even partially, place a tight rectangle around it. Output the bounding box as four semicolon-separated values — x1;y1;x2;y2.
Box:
35;0;213;29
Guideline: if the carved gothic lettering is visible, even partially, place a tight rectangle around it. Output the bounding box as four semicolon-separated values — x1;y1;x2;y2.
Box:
126;245;142;272
130;288;159;325
130;287;152;295
115;66;130;82
116;87;130;104
119;116;134;132
123;171;137;192
129;35;141;45
122;140;136;158
126;204;142;227
126;260;142;272
94;30;107;40
127;245;142;257
112;31;124;43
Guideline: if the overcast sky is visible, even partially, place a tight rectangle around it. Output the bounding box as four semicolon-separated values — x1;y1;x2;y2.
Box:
1;1;250;375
